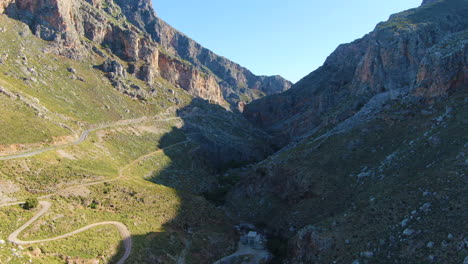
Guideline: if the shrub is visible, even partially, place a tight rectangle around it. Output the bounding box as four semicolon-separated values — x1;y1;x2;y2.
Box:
23;197;39;210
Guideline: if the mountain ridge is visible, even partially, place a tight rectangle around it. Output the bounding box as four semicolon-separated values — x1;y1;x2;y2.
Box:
243;0;467;144
0;0;291;109
0;0;466;263
225;0;467;262
0;1;274;262
113;0;293;104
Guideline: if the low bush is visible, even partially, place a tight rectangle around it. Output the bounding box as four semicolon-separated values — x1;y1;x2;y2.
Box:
23;197;39;210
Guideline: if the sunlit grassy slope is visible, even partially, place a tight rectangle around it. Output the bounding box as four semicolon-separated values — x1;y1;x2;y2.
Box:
0;13;240;263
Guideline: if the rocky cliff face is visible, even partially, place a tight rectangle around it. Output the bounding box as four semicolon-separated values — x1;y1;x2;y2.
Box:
226;0;467;263
244;0;467;142
113;0;292;103
1;0;466;262
0;0;291;107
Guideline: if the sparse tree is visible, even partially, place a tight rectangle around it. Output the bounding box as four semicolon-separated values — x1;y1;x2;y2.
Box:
23;197;39;210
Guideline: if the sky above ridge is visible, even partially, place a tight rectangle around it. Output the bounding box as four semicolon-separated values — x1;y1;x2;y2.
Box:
152;0;421;83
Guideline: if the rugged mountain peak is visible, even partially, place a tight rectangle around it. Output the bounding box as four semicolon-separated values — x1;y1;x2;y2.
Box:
244;0;467;142
0;0;291;108
225;1;467;263
112;0;292;104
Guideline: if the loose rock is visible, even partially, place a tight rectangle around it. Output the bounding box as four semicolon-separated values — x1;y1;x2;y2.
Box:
403;228;415;236
420;203;432;212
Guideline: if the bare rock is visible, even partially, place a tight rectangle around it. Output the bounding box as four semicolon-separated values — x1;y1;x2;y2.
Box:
420;202;432;213
1;0;290;108
113;0;292;104
403;228;415;236
67;67;77;74
102;59;125;78
244;1;467;141
0;85;16;98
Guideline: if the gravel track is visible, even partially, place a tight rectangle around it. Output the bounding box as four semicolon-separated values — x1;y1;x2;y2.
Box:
6;201;132;264
0;116;181;161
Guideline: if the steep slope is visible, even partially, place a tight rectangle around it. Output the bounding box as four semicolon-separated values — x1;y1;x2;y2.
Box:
244;0;467;143
0;2;274;263
0;0;291;109
113;0;292;104
1;0;466;263
228;90;467;263
226;0;468;263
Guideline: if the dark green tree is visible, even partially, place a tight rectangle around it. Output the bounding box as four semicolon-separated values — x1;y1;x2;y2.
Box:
23;197;39;210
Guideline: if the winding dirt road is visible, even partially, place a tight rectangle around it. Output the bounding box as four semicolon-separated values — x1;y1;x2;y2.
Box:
0;112;203;263
0;116;181;161
38;139;190;200
6;201;132;264
0;138;191;263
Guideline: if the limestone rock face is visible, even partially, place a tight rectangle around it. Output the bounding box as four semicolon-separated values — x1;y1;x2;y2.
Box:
0;0;291;107
103;59;126;78
225;1;468;263
85;0;102;7
113;0;292;103
413;30;467;98
4;0;79;45
243;0;467;142
0;0;13;13
158;53;223;103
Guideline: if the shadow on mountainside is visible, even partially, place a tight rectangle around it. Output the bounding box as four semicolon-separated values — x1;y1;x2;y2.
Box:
107;98;274;263
107;189;237;264
149;98;274;195
224;89;468;263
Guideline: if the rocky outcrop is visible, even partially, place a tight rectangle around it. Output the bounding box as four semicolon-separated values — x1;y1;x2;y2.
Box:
413;30;467;98
113;0;292;104
176;99;274;171
3;0;81;47
225;1;467;263
237;90;468;263
158;54;223;103
244;0;467;142
0;0;13;13
0;0;290;107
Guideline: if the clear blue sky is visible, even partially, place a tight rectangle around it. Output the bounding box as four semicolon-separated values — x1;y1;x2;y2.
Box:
152;0;422;83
